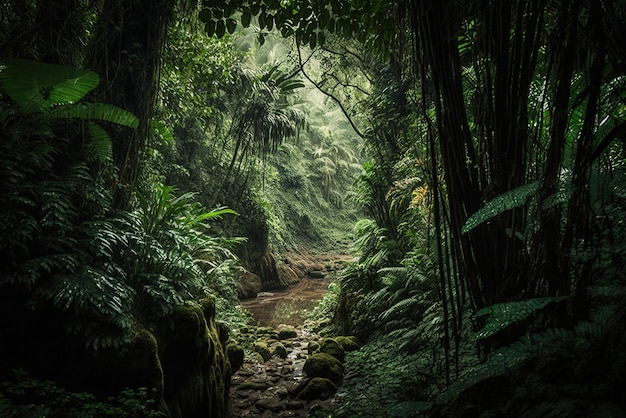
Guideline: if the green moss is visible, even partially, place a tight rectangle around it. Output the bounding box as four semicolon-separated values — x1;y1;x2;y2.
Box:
319;338;345;363
227;342;245;374
253;341;272;362
336;336;360;352
308;341;320;355
160;302;231;418
303;353;344;384
277;325;298;340
273;343;288;359
296;377;337;401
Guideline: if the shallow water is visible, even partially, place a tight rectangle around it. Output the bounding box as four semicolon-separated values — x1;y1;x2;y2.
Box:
240;278;330;327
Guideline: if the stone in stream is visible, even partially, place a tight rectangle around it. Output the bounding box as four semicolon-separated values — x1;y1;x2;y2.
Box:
335;335;361;352
253;341;272;362
227;342;245;374
273;342;288;359
277;325;298;340
296;377;338;401
318;338;345;363
303;353;344;384
307;341;320;355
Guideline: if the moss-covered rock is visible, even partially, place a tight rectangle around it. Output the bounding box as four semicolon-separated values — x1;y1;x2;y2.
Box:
277;325;298;340
159;301;231;418
335;336;360;352
253;341;272;362
307;341;320;355
303;353;344;384
234;270;263;299
273;343;288;359
227;342;245;374
319;338;345;363
296;377;337;401
248;352;265;363
256;327;279;340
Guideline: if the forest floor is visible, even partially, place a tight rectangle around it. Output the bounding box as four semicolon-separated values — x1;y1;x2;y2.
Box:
229;251;352;417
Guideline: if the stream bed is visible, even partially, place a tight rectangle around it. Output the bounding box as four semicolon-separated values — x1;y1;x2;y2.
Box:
239;277;331;327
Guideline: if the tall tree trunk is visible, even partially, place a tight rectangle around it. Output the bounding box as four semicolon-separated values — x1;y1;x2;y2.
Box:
87;0;175;209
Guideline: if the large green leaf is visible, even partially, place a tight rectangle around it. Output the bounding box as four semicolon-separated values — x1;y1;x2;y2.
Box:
48;103;139;128
474;297;566;340
461;181;540;234
0;59;100;112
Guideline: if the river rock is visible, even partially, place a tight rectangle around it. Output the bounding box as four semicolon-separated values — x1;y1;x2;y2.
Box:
303;353;344;383
335;335;360;352
253;341;271;362
307;341;320;355
227;342;245;374
273;342;288;359
277;325;298;340
296;377;338;401
235;270;263;299
319;338;345;363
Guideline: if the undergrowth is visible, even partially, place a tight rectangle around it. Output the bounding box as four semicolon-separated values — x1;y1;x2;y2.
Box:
334;337;435;418
0;370;162;418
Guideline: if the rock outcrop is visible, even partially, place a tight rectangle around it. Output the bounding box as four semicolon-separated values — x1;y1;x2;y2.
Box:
1;293;234;418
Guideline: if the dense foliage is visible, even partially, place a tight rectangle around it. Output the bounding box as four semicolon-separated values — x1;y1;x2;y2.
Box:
2;0;625;417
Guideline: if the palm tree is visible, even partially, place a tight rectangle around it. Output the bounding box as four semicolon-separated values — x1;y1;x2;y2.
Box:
210;63;306;206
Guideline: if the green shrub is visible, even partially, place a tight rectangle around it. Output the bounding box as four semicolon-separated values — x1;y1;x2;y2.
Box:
0;370;162;418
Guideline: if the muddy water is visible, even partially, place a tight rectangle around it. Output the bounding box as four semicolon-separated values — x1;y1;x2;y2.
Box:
240;278;331;328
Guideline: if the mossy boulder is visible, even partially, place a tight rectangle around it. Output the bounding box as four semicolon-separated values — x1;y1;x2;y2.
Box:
256;327;279;340
319;338;345;363
253;341;272;362
296;377;337;401
234;270;263;299
249;352;265;363
227;342;245;374
307;341;320;355
277;325;298;340
335;336;360;352
273;343;288;359
159;301;231;418
303;353;344;384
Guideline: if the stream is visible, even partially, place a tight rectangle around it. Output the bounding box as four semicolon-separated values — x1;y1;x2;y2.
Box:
229;255;350;417
239;277;331;328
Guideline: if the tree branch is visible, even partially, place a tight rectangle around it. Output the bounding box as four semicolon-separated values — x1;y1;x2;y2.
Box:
296;44;366;139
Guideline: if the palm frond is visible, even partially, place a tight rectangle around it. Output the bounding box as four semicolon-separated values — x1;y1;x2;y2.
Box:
462;181;540;234
474;296;566;340
0;58;99;112
48;103;139;128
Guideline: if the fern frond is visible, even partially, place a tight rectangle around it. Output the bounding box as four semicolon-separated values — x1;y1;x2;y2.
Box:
474;296;566;340
439;327;575;404
462;181;539;234
380;298;421;322
87;122;113;162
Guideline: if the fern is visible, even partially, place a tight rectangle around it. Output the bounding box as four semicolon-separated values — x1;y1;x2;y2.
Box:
474;296;566;340
379;297;421;322
439;327;575;405
462;181;539;234
87;122;113;162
